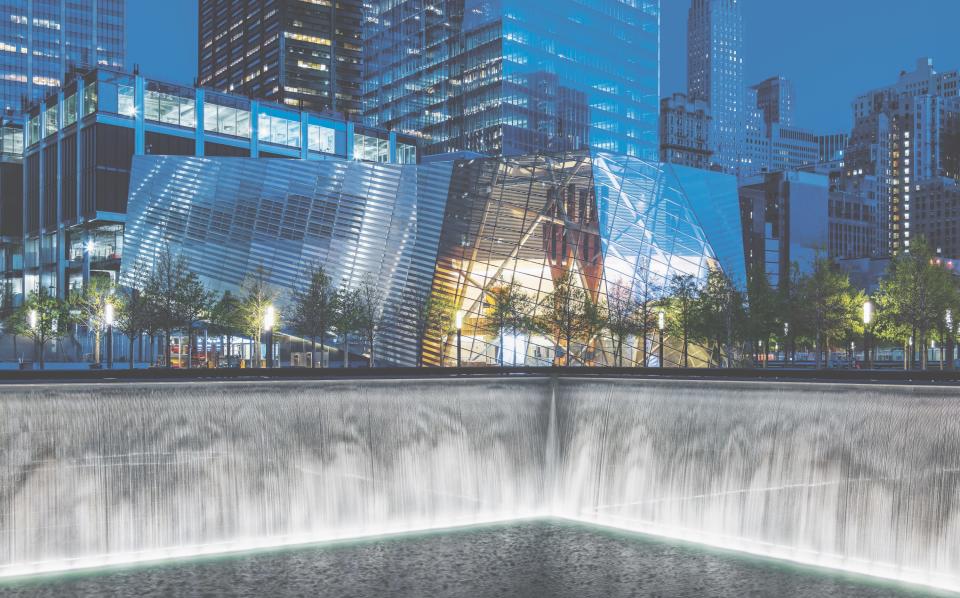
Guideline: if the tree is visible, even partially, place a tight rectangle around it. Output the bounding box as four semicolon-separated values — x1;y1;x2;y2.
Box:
540;271;586;366
745;268;781;369
606;281;637;367
577;294;609;366
634;281;661;367
875;238;957;370
69;275;113;364
484;279;537;367
177;270;215;368
692;269;744;368
334;286;360;368
796;257;862;369
666;274;700;368
114;283;151;369
355;274;384;367
288;265;337;367
239;266;279;368
142;248;191;368
11;287;68;369
208;291;244;364
407;287;454;367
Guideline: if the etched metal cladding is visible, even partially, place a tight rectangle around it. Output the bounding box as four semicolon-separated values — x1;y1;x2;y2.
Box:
121;152;740;368
121;156;454;367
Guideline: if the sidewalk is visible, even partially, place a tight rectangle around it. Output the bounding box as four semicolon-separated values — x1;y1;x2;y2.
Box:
0;362;153;371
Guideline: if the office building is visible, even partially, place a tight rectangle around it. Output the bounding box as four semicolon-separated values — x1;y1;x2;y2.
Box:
660;93;713;170
739;171;829;289
362;0;660;159
752;76;794;129
13;68;416;306
121;152;743;367
817;133;848;164
198;0;363;118
688;0;744;175
0;0;124;113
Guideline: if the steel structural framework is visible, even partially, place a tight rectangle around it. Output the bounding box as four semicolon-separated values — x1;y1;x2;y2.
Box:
121;153;740;367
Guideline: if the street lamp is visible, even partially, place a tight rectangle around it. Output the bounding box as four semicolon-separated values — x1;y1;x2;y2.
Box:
946;309;954;371
658;310;666;369
862;300;874;370
263;305;275;368
28;309;37;331
455;311;464;368
783;321;790;364
104;302;115;369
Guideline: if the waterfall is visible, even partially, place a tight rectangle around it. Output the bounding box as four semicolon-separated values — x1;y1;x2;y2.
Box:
1;377;959;591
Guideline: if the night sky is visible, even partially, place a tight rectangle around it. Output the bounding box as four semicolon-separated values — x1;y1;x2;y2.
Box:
126;0;960;135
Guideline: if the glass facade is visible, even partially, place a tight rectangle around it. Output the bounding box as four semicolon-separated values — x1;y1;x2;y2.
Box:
120;152;742;368
363;0;660;159
15;68;418;305
0;0;124;113
198;0;363;118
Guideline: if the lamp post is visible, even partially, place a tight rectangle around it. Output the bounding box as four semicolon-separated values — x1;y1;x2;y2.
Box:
862;300;873;370
263;305;275;369
104;302;114;369
783;321;790;365
455;311;464;368
658;310;665;369
947;309;954;371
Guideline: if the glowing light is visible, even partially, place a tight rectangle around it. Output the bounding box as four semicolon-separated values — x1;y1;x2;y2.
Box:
657;310;665;331
263;305;275;331
455;311;464;331
862;300;873;326
27;309;37;330
104;303;114;327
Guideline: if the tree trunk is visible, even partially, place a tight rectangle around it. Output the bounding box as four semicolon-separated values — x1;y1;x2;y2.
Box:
38;339;44;369
368;331;374;368
165;329;172;368
128;334;135;369
320;329;326;369
565;330;571;367
641;327;647;368
93;328;101;364
311;336;317;368
187;329;193;369
343;333;349;369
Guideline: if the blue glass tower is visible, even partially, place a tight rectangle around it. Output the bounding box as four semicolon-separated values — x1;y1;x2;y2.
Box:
0;0;124;113
363;0;660;159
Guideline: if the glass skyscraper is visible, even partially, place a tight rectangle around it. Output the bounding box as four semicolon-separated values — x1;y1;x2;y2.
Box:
687;0;743;175
0;0;124;113
362;0;660;159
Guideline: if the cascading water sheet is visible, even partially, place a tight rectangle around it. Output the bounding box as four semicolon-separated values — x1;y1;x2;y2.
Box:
1;377;959;591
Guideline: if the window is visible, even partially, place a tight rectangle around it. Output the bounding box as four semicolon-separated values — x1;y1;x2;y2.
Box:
258;112;300;147
27;114;40;146
354;133;389;163
397;143;416;164
44;104;57;137
63;93;77;127
144;83;196;128
203;100;251;138
83;81;98;116
307;124;335;153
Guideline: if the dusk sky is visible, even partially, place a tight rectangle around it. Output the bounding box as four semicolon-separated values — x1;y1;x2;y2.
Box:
127;0;960;135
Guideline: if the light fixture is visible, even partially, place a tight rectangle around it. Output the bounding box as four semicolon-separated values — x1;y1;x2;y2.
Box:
28;309;37;330
657;310;665;331
104;302;115;327
263;305;275;331
862;300;873;326
455;311;464;331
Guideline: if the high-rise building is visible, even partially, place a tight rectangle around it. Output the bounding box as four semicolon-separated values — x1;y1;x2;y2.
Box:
362;0;660;158
660;93;712;170
688;0;744;175
846;58;960;255
198;0;364;118
751;76;794;129
739;171;829;288
0;0;124;113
